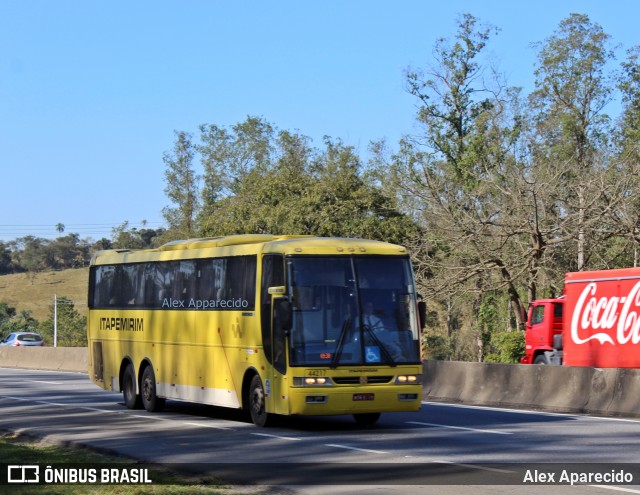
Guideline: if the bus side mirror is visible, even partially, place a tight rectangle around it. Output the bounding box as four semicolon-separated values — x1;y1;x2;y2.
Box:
274;299;292;332
418;301;427;330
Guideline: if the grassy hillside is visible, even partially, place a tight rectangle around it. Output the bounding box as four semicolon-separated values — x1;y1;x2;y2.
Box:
0;268;88;321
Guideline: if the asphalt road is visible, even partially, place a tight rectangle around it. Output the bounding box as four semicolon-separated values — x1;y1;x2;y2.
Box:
1;367;640;494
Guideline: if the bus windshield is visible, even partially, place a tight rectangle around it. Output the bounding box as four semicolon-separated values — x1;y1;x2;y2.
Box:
286;256;421;367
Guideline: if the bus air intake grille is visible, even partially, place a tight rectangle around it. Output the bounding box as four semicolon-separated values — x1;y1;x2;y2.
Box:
333;376;393;385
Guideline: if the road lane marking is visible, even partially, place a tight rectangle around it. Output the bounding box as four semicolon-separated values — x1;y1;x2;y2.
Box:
325;443;388;454
251;433;301;441
407;420;513;435
184;421;232;430
130;414;173;421
424;401;640;423
31;380;64;385
0;395;239;430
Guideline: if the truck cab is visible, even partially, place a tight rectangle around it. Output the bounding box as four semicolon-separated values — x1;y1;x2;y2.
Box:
521;298;564;365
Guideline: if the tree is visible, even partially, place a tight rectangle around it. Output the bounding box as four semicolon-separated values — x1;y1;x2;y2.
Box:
614;46;640;267
529;13;616;270
0;302;17;329
306;137;418;243
197;116;276;231
386;13;634;362
1;309;39;336
39;296;86;347
391;14;531;360
111;221;165;249
11;236;48;283
405;13;499;184
45;233;90;269
162;131;199;238
194;117;418;243
0;243;13;275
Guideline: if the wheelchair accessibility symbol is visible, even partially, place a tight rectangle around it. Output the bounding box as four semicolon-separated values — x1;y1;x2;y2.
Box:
365;346;381;363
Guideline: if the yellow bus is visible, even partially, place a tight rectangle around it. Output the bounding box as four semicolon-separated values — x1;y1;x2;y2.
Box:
87;234;425;426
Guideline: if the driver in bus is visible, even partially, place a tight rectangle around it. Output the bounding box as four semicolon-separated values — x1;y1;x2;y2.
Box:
361;301;404;360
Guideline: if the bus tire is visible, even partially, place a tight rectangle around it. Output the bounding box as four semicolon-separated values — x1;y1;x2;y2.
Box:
123;363;142;410
141;365;165;413
249;374;272;427
353;413;381;426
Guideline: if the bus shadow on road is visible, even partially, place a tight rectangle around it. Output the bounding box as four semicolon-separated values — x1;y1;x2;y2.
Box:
128;399;404;432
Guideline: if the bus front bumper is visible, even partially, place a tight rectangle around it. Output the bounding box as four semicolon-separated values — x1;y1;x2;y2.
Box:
287;384;422;416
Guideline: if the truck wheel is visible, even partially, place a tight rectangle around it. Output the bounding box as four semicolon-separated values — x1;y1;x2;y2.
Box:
533;355;549;365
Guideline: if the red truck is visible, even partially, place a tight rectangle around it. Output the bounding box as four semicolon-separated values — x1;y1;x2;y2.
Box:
521;268;640;367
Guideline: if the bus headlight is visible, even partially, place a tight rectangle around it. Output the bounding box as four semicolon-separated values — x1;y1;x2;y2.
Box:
293;377;334;387
395;374;421;384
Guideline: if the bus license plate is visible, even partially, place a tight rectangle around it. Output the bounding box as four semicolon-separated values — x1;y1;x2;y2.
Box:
353;393;374;401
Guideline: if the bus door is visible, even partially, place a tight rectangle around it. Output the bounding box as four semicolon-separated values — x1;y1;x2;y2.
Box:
261;255;289;415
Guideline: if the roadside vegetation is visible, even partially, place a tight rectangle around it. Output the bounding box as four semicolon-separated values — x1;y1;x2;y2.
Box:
2;13;639;364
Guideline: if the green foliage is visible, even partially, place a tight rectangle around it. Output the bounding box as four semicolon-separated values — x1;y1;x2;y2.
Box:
39;297;87;347
0;243;13;275
0;432;226;494
0;304;39;338
163;131;199;238
405;12;499;185
0;302;16;326
111;222;165;249
383;12;640;362
423;334;452;361
478;293;501;359
8;11;640;367
484;331;525;364
2;235;103;275
163;117;419;244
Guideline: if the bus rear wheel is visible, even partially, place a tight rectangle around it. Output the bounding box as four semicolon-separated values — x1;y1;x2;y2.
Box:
353;413;381;426
123;363;142;410
141;366;165;413
249;374;272;427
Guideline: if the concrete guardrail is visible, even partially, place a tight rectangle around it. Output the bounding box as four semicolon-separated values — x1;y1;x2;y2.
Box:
1;348;639;418
0;346;88;373
423;359;640;418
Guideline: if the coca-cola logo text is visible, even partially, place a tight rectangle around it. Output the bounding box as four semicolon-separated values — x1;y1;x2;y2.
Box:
571;281;640;346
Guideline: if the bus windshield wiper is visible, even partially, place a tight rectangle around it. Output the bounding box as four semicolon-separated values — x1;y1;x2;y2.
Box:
362;323;397;367
330;317;351;369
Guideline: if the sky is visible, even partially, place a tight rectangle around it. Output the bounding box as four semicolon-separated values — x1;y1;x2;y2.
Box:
1;1;639;242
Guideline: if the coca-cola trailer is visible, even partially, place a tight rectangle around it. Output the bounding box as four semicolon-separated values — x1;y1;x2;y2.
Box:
521;268;640;367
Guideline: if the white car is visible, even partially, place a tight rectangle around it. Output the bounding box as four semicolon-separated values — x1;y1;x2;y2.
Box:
0;332;45;346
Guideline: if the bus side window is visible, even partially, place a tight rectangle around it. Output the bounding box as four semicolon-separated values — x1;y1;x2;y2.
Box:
196;261;215;301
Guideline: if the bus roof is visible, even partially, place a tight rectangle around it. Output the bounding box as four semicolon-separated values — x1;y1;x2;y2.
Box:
90;234;409;265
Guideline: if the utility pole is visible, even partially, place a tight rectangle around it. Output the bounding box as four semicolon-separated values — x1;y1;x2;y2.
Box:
54;294;57;348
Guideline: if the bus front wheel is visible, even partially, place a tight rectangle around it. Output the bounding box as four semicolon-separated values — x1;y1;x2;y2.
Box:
249;374;272;427
123;363;142;410
141;366;165;413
